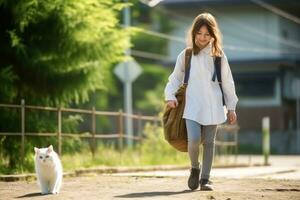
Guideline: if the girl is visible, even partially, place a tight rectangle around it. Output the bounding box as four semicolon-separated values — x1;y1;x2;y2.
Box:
164;13;238;191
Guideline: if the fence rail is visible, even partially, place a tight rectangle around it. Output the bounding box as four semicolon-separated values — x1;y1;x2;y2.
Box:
0;100;240;165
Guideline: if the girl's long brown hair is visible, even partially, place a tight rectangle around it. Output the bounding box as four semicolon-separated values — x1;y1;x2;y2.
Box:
187;13;223;57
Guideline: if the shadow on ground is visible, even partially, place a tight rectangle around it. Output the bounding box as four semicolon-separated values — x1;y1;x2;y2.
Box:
16;192;44;198
115;190;195;198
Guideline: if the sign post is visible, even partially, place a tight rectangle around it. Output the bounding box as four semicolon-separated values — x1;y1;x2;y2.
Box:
262;117;270;165
114;60;142;147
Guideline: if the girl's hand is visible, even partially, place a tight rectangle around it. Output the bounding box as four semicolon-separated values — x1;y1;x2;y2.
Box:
166;100;178;108
227;110;237;125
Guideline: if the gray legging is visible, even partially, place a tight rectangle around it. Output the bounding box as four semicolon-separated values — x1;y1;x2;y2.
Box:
186;119;217;180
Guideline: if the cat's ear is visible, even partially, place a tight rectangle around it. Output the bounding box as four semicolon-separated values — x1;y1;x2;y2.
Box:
47;145;53;153
34;147;39;154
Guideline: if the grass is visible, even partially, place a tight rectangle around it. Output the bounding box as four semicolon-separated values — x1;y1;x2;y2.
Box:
61;146;188;172
0;123;262;175
0;124;189;174
61;124;189;171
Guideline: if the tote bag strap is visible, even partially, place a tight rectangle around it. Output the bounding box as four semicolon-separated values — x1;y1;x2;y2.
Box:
212;56;225;105
184;48;193;84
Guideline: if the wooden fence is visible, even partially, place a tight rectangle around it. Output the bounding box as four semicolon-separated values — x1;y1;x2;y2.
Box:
0;100;239;165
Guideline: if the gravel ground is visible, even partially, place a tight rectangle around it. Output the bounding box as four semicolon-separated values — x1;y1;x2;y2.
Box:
1;174;300;200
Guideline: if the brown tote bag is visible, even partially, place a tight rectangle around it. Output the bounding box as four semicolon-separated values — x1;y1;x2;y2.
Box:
162;48;192;152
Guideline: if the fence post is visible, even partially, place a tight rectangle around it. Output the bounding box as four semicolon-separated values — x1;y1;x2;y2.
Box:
91;106;96;158
21;99;25;168
154;116;159;128
234;127;239;163
262;117;270;166
118;109;123;151
57;107;62;156
137;112;142;140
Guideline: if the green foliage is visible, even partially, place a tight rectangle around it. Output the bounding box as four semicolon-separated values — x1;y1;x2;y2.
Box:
133;63;171;114
138;123;188;165
0;67;18;102
80;62;171;114
0;0;130;170
150;8;175;33
0;0;178;173
130;1;175;62
0;123;189;174
61;123;188;170
136;84;165;113
131;30;168;57
0;0;130;105
131;1;174;33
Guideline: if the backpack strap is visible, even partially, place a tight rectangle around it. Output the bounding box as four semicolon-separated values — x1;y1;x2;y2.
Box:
212;57;225;105
184;48;193;84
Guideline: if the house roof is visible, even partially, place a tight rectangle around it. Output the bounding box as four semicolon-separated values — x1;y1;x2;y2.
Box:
160;0;300;17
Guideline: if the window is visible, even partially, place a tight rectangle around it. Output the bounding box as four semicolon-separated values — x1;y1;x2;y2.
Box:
235;73;277;98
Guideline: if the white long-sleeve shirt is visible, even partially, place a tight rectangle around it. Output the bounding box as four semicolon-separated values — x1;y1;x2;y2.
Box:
164;44;238;125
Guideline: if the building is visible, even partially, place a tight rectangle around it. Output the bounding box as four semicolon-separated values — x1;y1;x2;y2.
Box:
159;0;300;153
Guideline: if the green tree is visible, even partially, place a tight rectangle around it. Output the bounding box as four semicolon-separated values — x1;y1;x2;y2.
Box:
0;0;130;171
133;63;171;114
1;0;130;104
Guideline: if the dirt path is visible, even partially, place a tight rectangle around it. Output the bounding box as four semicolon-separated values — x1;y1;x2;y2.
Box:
1;175;300;200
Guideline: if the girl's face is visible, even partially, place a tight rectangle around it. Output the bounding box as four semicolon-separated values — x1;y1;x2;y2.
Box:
195;25;212;48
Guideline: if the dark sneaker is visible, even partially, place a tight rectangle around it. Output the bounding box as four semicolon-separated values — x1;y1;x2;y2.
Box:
188;168;200;190
200;179;213;191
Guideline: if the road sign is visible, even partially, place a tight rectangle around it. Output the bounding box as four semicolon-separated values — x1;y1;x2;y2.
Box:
114;60;142;83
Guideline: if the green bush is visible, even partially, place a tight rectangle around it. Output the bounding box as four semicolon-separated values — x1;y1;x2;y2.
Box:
1;122;188;174
133;63;171;114
61;123;188;172
138;123;188;165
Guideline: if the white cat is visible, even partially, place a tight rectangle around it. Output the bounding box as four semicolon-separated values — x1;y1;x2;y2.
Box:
34;145;63;194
